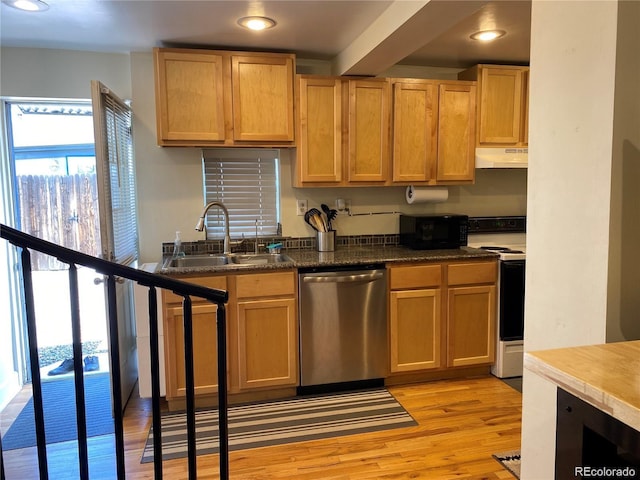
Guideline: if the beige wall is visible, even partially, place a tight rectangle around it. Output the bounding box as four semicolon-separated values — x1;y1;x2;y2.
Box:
521;1;640;478
0;47;132;100
0;47;528;264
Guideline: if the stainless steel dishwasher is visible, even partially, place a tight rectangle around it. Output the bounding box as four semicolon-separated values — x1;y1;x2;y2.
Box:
298;264;387;388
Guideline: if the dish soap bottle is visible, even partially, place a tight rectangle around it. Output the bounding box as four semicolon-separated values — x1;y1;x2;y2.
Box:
172;231;185;258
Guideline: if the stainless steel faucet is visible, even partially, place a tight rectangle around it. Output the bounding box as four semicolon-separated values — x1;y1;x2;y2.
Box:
195;201;231;254
255;219;259;254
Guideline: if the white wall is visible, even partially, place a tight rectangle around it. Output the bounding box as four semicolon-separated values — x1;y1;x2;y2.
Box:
0;48;131;100
521;1;636;478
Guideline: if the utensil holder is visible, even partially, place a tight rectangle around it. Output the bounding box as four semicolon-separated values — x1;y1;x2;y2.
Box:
316;230;335;252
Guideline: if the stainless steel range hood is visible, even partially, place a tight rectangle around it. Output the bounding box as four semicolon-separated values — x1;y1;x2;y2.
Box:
476;147;528;169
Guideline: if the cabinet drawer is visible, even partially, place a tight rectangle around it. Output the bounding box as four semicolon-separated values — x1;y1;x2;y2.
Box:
390;264;441;290
447;262;497;286
236;271;295;298
163;276;227;304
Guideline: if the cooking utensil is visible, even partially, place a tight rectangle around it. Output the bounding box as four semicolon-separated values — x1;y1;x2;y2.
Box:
320;205;339;231
308;208;327;232
304;210;319;231
327;209;337;230
305;209;326;232
320;203;337;231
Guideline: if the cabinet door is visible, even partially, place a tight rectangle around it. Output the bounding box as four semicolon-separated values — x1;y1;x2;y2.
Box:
165;303;220;399
237;298;298;389
447;285;496;367
296;76;343;183
347;79;390;183
392;81;438;183
231;54;295;142
390;289;441;372
154;49;226;143
478;67;523;145
521;69;529;146
436;83;476;182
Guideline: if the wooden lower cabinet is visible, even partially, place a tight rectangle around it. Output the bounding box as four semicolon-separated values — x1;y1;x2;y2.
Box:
237;297;298;389
447;285;496;367
446;261;497;367
163;271;298;408
163;275;227;407
388;260;497;377
233;270;298;392
390;289;441;372
165;303;220;397
389;264;443;374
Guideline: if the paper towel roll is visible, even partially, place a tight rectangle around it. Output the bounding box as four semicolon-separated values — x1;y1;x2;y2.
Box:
405;186;449;204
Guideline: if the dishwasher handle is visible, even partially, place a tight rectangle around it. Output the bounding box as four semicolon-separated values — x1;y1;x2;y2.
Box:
302;271;384;284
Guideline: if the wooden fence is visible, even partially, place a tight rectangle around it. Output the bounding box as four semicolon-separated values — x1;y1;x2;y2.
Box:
16;174;101;270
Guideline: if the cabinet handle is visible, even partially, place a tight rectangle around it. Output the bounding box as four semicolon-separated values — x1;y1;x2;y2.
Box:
302;272;384;283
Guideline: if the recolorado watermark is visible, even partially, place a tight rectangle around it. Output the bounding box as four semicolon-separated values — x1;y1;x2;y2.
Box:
575;466;638;478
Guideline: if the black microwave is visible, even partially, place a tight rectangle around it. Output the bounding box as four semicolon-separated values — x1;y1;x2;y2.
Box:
399;214;469;250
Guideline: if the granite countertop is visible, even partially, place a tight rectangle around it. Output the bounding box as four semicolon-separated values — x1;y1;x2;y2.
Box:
158;245;497;275
524;341;640;432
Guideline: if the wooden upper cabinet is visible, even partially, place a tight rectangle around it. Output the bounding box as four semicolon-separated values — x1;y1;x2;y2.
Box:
392;80;438;183
295;75;343;184
294;76;390;186
154;49;226;143
231;54;295;142
391;79;475;185
479;67;522;145
153;48;295;147
459;64;529;147
347;79;390;183
436;82;476;182
522;69;530;146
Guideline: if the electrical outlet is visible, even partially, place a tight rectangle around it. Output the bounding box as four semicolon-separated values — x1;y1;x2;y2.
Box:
296;199;308;216
335;198;351;213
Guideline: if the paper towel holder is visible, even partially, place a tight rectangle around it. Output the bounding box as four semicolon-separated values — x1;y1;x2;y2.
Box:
405;185;449;204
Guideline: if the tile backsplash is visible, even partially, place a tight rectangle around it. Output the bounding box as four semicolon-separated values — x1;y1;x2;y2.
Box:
162;234;400;256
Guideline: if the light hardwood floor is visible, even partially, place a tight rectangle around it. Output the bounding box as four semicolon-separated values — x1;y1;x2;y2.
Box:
2;375;521;479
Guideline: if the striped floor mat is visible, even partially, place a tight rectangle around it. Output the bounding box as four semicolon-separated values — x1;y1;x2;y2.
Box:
141;388;416;463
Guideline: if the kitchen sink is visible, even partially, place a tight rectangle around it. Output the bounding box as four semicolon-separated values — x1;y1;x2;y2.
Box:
163;255;230;268
228;253;293;265
163;253;293;269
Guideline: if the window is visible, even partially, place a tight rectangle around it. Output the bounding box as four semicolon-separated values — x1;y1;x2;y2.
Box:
202;148;280;239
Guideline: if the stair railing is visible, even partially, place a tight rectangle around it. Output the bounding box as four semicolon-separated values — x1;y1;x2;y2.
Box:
0;224;229;480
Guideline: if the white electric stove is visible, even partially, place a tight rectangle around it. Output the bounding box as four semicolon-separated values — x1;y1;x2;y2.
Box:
467;217;526;379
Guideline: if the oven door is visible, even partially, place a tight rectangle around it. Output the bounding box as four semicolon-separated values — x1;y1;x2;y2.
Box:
499;260;525;340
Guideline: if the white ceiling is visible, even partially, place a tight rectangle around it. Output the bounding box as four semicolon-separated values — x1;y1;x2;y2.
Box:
0;0;531;74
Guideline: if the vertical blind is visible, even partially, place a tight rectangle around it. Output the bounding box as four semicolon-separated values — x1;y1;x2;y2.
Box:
93;82;138;264
202;148;280;238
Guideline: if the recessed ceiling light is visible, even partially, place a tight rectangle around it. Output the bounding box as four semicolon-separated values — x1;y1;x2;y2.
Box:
470;30;506;42
2;0;49;11
237;16;276;31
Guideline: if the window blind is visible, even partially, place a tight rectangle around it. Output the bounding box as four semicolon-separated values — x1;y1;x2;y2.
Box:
202;148;280;239
93;81;138;265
